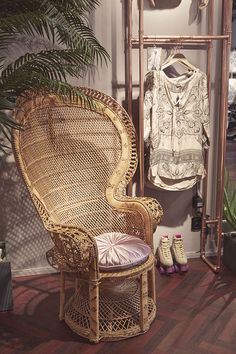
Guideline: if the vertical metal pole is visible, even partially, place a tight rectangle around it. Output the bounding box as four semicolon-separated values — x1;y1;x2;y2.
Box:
215;0;232;269
139;0;145;196
200;0;214;259
127;0;133;196
201;0;232;272
127;0;133;121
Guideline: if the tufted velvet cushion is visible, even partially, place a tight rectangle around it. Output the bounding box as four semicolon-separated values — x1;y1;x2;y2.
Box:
95;232;151;271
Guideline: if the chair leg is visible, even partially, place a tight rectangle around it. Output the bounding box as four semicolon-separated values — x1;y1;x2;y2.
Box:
148;265;157;305
59;271;65;321
140;271;149;332
89;280;100;343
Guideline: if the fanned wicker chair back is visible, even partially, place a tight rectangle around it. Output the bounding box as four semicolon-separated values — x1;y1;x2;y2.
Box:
13;89;138;237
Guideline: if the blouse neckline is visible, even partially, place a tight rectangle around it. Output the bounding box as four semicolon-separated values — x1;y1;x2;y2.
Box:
160;69;199;108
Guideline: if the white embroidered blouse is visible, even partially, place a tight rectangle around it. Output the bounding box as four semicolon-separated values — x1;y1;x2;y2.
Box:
144;69;210;191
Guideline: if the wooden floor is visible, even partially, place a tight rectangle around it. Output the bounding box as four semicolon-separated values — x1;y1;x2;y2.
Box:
1;258;236;354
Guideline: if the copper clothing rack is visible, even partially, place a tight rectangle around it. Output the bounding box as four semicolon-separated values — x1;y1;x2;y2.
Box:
126;0;232;273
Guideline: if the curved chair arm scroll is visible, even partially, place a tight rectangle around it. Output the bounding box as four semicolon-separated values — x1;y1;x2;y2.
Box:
109;194;163;248
31;194;98;272
117;196;162;231
49;225;98;272
136;197;163;231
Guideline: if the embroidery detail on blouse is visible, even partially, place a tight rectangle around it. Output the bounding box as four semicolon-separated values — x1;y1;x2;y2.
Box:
144;69;210;191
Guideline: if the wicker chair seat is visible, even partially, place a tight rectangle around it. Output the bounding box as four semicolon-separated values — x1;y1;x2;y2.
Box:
47;233;153;273
95;232;151;271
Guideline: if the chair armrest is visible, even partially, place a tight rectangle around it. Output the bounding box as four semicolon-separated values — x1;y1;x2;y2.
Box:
119;196;163;231
48;224;98;272
136;196;163;231
30;193;98;272
107;194;163;248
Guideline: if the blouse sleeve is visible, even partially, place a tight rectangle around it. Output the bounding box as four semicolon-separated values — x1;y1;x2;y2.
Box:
200;74;210;148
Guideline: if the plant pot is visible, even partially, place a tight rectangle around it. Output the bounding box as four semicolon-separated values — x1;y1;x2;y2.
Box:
223;232;236;275
0;241;13;311
0;260;13;311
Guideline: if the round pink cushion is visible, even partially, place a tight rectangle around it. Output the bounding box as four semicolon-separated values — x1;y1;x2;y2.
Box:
95;232;151;271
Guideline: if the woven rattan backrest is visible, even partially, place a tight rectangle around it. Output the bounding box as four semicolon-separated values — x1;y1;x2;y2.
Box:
12;88;138;236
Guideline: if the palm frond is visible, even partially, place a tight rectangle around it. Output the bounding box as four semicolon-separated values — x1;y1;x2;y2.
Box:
1;47;99;85
0;111;21;129
0;12;53;39
0;0;100;15
1;71;95;107
0;125;11;143
42;0;101;14
38;3;109;64
0;7;109;66
0;96;15;110
0;0;108;147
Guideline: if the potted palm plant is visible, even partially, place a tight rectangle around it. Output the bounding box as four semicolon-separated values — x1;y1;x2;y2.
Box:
0;0;109;152
0;0;109;310
223;171;236;274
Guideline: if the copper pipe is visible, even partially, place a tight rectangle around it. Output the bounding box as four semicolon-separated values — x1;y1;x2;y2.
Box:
141;35;229;40
214;0;232;268
206;219;218;225
201;0;233;272
131;35;229;43
131;39;211;45
207;0;214;97
133;45;210;51
127;0;133;197
200;0;214;262
201;145;209;257
139;0;145;196
127;0;133;121
201;254;220;272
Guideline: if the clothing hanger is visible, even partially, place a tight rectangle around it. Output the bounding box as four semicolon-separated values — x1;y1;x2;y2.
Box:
161;54;198;72
161;47;198;72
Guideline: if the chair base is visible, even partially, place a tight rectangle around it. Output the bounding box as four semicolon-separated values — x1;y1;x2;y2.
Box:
64;279;156;342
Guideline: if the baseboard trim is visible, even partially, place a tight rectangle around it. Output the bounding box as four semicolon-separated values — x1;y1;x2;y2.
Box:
12;266;57;277
186;251;200;259
186;250;222;259
10;251;212;277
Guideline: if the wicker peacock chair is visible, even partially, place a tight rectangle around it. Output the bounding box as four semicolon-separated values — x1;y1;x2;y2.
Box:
12;88;163;342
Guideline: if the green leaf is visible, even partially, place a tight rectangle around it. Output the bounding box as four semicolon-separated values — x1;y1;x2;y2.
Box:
224;169;236;229
0;111;21;129
0;125;11;143
0;97;15;110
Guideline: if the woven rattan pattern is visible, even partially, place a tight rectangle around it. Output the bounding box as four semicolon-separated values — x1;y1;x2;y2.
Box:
65;279;156;341
21;106;125;231
12;87;163;342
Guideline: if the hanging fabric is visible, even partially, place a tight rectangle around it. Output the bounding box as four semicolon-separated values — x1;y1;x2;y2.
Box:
199;0;209;10
147;47;162;71
144;60;210;191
